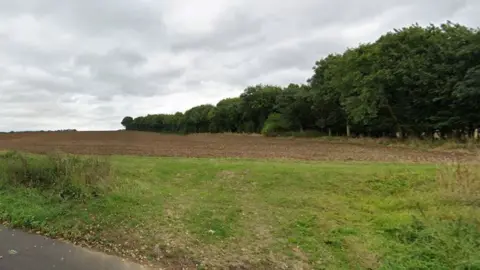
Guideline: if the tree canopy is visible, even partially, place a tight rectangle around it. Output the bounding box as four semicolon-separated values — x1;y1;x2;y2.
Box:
122;22;480;139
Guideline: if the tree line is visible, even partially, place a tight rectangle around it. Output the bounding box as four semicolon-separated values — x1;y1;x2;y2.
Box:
121;22;480;139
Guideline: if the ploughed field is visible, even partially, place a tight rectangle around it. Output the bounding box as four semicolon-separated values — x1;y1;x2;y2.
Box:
0;131;474;163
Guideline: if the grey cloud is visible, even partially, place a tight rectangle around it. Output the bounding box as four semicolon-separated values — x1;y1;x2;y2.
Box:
170;0;408;53
72;49;186;98
0;38;70;68
183;37;346;88
258;39;346;73
2;89;54;104
0;0;478;131
0;0;166;37
171;9;267;52
74;49;147;68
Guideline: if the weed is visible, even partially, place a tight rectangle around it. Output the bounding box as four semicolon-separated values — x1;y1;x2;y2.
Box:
0;151;112;200
437;162;480;206
381;215;480;269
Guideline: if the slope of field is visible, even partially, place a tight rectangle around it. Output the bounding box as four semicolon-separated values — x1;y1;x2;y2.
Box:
0;131;475;163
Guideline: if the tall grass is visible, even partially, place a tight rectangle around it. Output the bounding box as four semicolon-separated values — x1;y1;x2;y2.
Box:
437;161;480;206
0;151;112;200
378;162;480;269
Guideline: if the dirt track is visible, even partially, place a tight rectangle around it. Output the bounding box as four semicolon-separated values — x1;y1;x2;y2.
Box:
0;131;476;163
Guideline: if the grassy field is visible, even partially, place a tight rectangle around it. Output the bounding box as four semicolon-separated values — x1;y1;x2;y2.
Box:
1;151;479;269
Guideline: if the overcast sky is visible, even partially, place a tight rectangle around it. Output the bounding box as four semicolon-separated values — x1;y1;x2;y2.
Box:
0;0;478;131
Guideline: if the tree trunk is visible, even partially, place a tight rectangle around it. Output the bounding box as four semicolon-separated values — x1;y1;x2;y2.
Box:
395;123;403;139
346;121;351;137
385;101;402;139
328;128;332;137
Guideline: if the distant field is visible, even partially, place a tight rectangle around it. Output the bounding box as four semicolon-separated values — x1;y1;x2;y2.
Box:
0;131;475;163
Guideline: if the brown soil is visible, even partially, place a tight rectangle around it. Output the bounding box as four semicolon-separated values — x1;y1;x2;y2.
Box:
0;131;476;163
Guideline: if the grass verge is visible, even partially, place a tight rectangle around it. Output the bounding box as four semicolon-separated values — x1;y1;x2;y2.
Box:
0;152;479;269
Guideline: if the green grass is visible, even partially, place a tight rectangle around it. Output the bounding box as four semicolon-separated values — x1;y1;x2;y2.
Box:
1;153;479;269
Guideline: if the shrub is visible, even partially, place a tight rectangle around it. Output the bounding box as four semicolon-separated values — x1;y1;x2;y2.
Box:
0;151;112;200
261;113;290;137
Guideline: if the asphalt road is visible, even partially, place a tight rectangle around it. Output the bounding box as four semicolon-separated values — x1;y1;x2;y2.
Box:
0;225;148;270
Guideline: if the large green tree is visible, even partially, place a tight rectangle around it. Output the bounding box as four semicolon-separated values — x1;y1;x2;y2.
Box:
122;22;479;140
239;84;282;132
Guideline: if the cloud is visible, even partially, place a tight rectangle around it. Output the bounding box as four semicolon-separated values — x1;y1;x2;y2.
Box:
0;0;478;131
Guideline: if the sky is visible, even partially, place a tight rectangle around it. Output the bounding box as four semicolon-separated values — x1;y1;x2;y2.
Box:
0;0;479;131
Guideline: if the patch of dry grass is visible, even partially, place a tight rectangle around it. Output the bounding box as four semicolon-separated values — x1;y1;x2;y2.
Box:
437;161;480;206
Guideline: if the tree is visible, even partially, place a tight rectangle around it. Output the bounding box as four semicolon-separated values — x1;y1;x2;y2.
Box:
239;84;282;132
309;54;347;135
276;84;316;131
261;113;290;136
183;104;215;133
121;22;479;140
210;97;242;132
121;116;134;130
